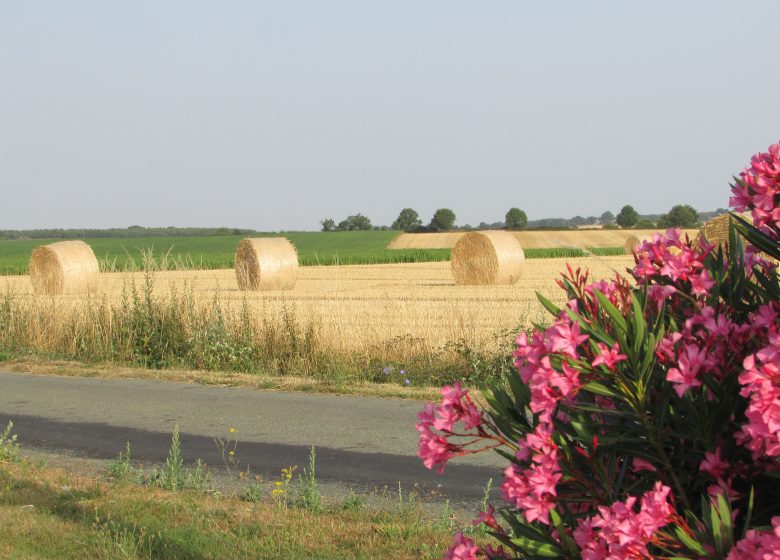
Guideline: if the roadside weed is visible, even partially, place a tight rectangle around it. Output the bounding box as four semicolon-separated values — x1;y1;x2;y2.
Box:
296;446;322;513
271;465;296;509
0;421;20;463
107;442;134;480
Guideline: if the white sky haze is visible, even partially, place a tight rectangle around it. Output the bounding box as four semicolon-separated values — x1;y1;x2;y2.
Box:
1;1;779;230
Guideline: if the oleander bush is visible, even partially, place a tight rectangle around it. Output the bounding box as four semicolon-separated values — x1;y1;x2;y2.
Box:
418;141;780;559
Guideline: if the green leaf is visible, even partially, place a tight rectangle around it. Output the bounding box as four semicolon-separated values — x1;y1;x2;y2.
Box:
674;526;707;556
710;499;724;558
581;381;619;398
717;493;733;550
593;289;628;332
536;292;561;318
732;213;780;260
742;487;755;540
509;537;563;558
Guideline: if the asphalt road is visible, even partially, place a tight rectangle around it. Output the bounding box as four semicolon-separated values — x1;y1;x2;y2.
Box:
0;371;504;507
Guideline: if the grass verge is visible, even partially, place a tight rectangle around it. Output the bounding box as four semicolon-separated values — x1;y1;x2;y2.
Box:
0;450;472;559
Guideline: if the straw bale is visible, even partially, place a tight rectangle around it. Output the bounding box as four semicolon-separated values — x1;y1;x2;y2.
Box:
29;240;100;295
624;235;642;254
698;213;733;250
235;237;298;291
450;231;525;285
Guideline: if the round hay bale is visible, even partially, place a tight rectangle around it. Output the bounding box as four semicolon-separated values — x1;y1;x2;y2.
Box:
29;240;100;296
450;231;524;285
698;213;732;250
235;237;298;291
624;235;642;254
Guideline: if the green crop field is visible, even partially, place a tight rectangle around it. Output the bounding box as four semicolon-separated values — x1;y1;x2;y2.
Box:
0;231;627;275
0;232;453;275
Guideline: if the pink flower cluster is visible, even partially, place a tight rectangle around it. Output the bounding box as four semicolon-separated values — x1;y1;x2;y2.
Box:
513;316;588;423
442;533;479;560
501;424;562;525
442;532;508;560
633;228;715;299
656;305;752;397
573;482;675;560
727;517;780;560
416;383;484;473
737;324;780;460
730;141;780;238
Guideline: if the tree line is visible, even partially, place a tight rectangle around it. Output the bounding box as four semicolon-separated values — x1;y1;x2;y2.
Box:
321;204;711;232
0;226;260;241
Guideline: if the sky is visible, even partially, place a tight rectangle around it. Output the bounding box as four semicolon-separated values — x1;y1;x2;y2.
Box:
1;1;779;231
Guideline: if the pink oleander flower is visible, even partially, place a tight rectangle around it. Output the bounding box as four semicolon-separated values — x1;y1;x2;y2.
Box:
731;141;780;238
726;516;780;560
700;447;729;480
443;532;479;560
548;319;589;358
513;321;587;423
502;426;562;525
473;505;501;530
573;483;675;560
737;344;780;459
666;341;712;397
592;342;628;371
417;424;457;474
416;384;488;474
437;383;483;431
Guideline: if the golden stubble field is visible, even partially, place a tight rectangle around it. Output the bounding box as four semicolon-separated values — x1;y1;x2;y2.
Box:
387;229;698;249
1;256;635;357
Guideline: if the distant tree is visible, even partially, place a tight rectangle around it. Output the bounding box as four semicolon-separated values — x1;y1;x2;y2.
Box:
657;204;698;228
320;218;336;232
391;208;423;232
636;219;656;229
505;208;528;230
336;214;372;231
429;208;456;231
600;211;615;224
570;215;587;227
616;205;639;228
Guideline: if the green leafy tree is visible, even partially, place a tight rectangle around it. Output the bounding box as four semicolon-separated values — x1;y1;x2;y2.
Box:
391;208;422;232
429;208;456;231
658;204;698;228
320;218;336;232
616;204;639;228
336;214;372;231
600;210;615;224
505;208;528;230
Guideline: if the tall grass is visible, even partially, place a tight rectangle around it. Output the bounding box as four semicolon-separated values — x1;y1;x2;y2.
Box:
0;270;513;388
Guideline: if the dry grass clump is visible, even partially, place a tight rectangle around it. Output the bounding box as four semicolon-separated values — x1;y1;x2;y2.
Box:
235;237;298;291
451;231;525;285
28;240;99;296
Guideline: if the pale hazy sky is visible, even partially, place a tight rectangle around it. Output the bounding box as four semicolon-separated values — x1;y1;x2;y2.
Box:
1;1;779;231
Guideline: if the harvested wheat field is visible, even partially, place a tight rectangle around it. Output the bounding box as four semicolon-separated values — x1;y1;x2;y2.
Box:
1;256;634;359
387;229;698;250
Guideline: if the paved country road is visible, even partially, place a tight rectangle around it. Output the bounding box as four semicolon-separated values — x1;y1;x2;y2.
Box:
0;371;503;508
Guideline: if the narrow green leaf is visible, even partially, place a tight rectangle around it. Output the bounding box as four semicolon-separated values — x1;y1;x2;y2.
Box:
674;527;707;555
711;500;724;558
536;292;561;318
594;289;628;333
717;493;733;549
581;381;620;398
509;537;562;558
